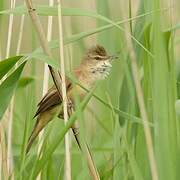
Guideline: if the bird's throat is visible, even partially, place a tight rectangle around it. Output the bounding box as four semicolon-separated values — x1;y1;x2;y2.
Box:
74;61;111;89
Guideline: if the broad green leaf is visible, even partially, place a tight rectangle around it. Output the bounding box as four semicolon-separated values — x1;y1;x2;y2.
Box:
152;2;177;179
0;54;59;81
0;54;58;82
0;55;23;80
0;62;26;120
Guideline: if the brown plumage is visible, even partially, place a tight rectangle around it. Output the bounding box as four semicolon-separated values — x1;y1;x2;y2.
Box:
26;79;72;153
26;45;116;153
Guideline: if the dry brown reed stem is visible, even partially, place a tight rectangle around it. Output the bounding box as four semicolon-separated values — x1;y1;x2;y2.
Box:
125;26;158;180
71;119;100;180
56;0;71;179
84;144;100;180
25;0;62;97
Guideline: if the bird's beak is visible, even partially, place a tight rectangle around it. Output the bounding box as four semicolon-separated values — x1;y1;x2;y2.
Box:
109;55;119;62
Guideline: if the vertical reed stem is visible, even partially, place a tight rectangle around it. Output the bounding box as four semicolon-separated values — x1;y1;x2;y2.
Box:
6;0;16;178
37;0;54;179
57;1;71;179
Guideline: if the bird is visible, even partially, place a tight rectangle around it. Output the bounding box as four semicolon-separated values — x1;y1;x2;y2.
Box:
26;45;118;153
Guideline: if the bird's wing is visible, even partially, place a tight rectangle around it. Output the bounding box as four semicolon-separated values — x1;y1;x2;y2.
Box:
34;78;72;117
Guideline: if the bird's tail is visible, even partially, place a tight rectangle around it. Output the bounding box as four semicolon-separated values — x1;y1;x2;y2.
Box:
26;118;46;154
26;106;61;154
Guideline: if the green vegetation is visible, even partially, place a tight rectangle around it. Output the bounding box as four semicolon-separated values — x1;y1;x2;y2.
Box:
0;0;179;179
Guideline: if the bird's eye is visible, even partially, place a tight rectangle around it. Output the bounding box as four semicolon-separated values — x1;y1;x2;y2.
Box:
94;56;101;60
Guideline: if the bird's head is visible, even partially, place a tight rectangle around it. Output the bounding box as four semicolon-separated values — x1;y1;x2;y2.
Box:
83;45;118;79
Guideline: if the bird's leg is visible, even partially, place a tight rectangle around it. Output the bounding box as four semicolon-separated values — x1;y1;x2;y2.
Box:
67;99;100;179
71;122;81;150
66;99;82;150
